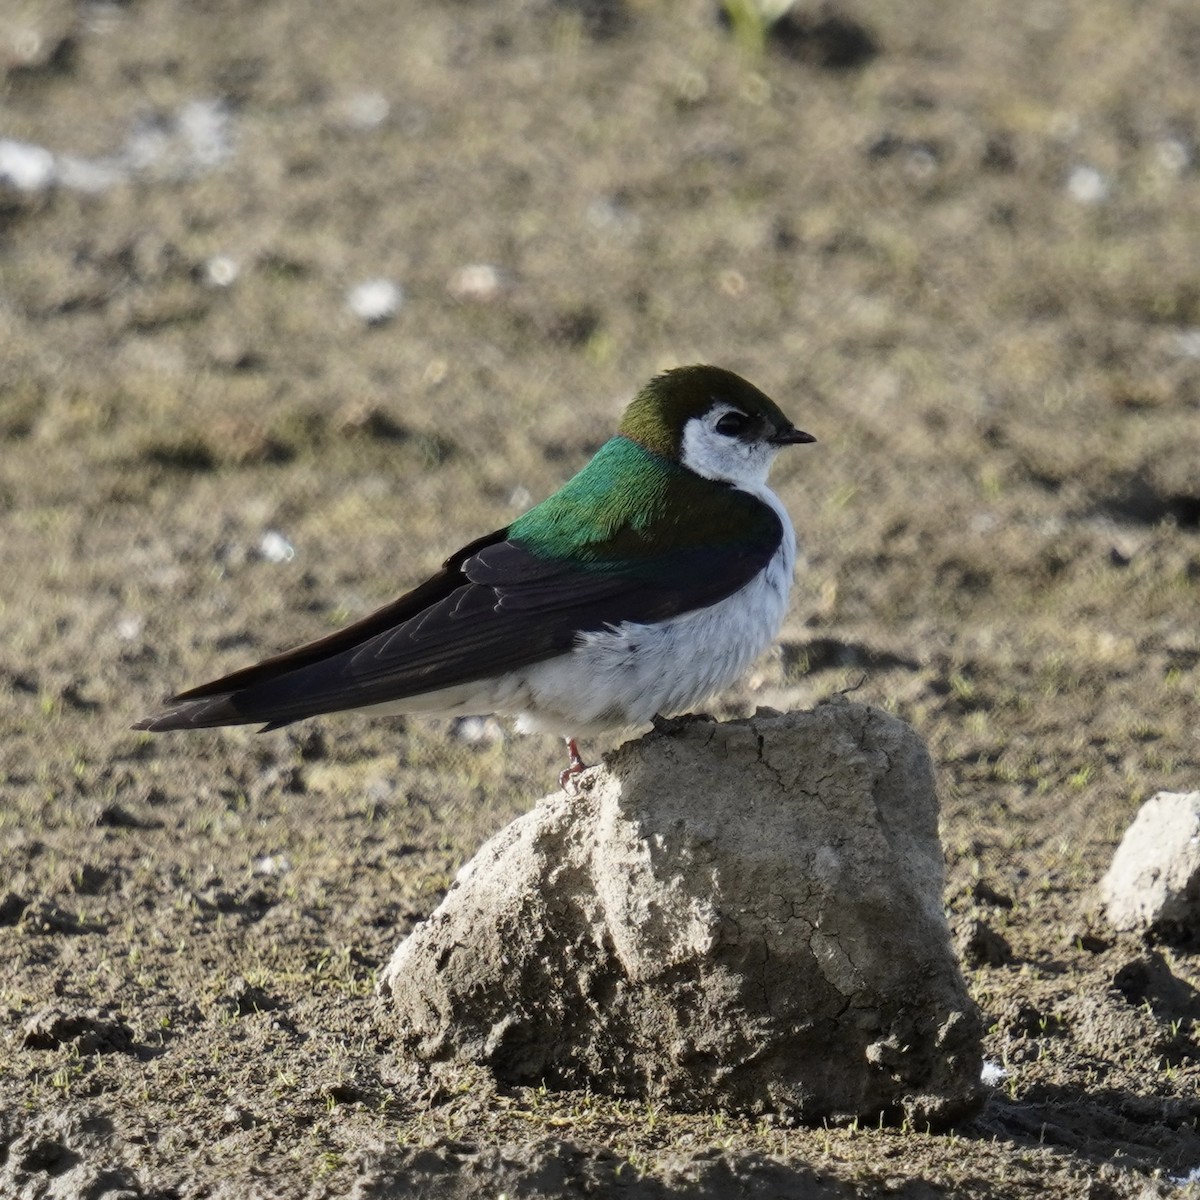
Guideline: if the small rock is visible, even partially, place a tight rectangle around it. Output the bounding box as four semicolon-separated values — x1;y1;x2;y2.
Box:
347;279;403;325
22;1005;134;1053
332;401;409;441
336;91;390;131
585;194;641;238
1099;790;1200;938
1173;329;1200;360
18;898;90;935
220;1104;256;1131
1001;1000;1048;1038
94;802;155;829
0;138;56;192
202;254;240;287
380;704;983;1127
215;976;280;1016
115;613;144;641
257;529;295;563
4;12;76;77
447;263;504;302
1155;136;1193;174
1066;164;1110;204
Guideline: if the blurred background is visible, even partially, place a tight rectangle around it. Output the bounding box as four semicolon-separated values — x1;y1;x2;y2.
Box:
1;0;1198;1191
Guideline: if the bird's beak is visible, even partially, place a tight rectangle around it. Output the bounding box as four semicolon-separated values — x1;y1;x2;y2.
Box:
770;426;817;445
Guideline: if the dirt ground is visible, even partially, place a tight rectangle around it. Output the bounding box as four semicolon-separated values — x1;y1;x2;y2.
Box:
2;0;1199;1196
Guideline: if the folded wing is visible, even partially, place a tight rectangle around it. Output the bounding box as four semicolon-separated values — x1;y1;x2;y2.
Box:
134;502;782;732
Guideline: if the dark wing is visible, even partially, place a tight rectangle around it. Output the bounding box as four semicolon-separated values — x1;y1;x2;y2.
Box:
133;512;782;732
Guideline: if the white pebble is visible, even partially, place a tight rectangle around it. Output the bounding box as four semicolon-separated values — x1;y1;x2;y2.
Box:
175;97;234;171
115;615;144;641
1172;329;1200;359
347;279;403;324
0;139;56;192
203;255;239;288
258;530;295;563
342;92;390;130
1066;165;1110;204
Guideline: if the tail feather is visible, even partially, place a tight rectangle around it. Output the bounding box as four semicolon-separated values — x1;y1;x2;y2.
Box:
131;692;279;733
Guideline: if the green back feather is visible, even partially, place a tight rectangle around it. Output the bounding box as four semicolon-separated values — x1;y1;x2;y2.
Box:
508;437;779;582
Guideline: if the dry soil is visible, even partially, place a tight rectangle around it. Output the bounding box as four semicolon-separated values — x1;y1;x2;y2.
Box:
1;1;1198;1197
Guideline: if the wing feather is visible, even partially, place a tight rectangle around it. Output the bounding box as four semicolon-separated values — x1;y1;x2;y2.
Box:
133;489;783;732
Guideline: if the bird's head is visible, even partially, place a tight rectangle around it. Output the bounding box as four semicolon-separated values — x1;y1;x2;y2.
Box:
618;364;815;487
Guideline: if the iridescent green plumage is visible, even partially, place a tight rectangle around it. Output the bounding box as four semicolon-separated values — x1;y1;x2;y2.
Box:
507;436;781;583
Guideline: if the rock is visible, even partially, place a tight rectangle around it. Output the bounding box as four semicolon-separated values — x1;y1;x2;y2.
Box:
378;703;983;1126
346;279;403;325
22;1005;134;1054
17;897;95;935
1099;791;1200;938
214;976;280;1017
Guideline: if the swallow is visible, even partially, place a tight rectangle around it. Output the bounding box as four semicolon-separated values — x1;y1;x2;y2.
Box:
133;365;815;786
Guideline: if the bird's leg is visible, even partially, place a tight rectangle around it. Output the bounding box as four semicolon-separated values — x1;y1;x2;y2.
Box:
559;736;588;792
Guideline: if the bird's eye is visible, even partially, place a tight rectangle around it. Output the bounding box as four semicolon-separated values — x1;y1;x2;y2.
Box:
715;411;749;437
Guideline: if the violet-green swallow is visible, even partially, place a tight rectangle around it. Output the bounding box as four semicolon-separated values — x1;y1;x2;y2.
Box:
133;365;815;784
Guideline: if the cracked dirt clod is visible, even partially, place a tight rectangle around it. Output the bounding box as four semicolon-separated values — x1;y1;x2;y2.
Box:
379;702;983;1126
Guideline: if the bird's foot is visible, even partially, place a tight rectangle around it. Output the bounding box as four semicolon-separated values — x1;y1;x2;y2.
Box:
559;737;589;793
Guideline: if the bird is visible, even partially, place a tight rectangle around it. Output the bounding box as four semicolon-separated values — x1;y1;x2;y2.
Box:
133;364;816;787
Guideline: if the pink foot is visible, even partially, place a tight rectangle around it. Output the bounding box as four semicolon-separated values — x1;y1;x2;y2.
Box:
559;737;588;792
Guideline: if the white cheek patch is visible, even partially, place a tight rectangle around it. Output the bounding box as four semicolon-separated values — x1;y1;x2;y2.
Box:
680;417;774;487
